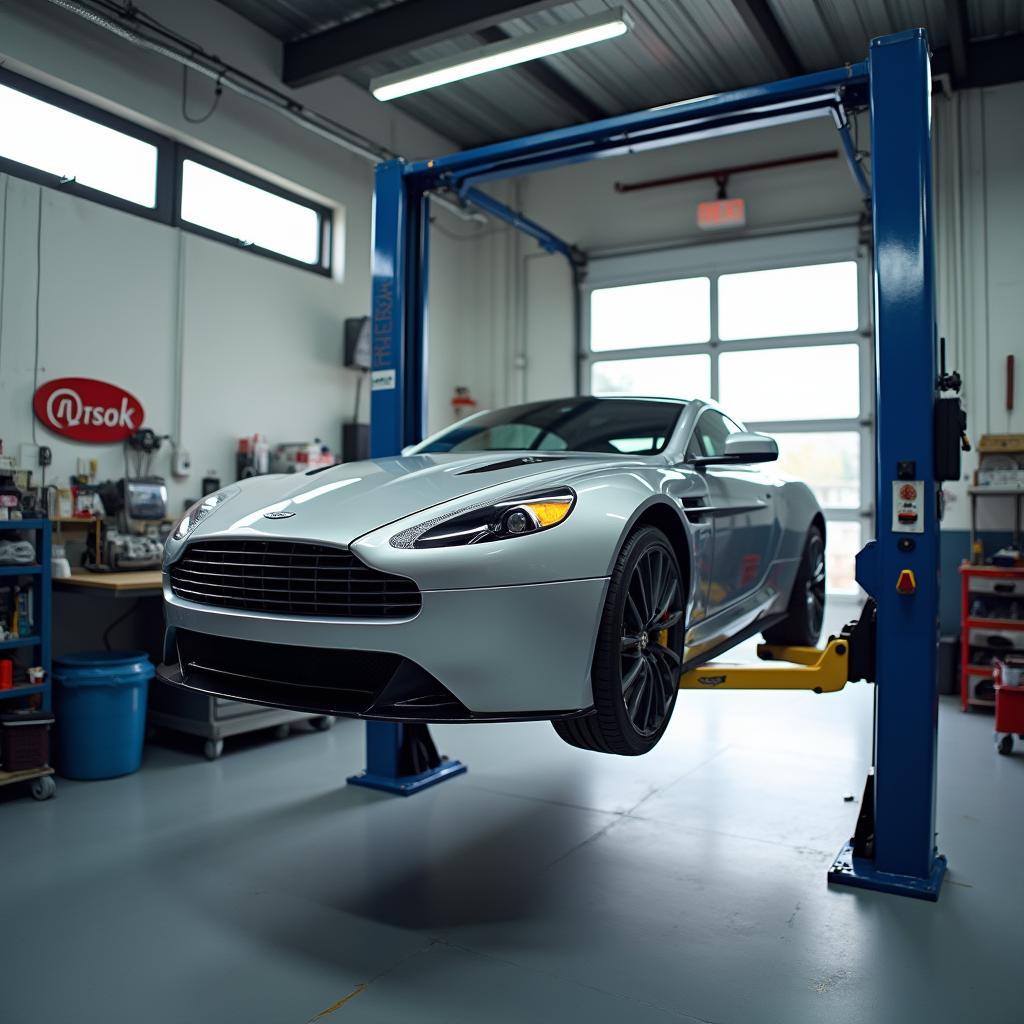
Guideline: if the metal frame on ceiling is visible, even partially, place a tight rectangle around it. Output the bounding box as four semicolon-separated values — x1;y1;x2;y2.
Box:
362;29;946;901
283;0;572;86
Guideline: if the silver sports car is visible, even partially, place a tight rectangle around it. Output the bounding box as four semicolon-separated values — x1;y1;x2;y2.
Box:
160;397;825;755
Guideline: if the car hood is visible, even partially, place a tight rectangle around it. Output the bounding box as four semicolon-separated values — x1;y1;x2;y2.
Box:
180;451;649;549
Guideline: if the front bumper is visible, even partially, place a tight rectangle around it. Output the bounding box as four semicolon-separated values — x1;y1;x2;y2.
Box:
162;575;608;717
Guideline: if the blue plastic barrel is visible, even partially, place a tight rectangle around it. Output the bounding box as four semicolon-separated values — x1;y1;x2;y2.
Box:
53;651;154;780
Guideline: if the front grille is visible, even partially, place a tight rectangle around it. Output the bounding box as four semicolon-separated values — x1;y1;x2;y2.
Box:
169;540;421;618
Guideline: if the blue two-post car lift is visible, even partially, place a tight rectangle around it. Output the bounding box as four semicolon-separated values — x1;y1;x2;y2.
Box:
350;29;948;901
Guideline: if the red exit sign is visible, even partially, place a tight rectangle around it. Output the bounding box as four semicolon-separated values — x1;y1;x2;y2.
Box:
697;197;746;231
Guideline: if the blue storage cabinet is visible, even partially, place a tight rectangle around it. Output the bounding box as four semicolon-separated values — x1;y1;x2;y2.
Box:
0;518;55;800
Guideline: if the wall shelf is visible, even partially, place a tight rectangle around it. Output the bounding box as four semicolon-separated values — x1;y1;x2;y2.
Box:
0;635;42;651
0;520;51;714
0;683;46;701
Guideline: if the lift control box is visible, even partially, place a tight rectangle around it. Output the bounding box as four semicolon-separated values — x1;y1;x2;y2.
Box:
892;480;925;533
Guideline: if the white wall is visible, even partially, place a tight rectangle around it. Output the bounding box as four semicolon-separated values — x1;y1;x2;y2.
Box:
0;0;488;514
934;82;1024;533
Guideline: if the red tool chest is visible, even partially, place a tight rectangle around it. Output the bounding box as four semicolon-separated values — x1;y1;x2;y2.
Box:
959;564;1024;711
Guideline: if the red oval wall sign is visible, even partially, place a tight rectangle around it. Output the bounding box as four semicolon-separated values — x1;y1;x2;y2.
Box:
33;377;144;443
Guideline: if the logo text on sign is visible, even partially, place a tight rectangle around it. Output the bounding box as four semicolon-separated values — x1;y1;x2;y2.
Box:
33;378;145;443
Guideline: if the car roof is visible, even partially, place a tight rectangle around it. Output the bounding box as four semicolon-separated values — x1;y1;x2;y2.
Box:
552;394;691;406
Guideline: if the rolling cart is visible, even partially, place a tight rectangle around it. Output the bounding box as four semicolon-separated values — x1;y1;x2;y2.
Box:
0;518;55;800
993;659;1024;755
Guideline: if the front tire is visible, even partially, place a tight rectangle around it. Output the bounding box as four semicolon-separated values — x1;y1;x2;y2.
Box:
764;526;826;647
554;526;685;756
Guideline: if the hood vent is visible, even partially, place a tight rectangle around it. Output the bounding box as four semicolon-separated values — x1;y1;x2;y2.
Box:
457;455;565;475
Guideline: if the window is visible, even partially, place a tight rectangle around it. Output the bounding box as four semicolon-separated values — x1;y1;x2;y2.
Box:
609;436;668;454
688;410;742;459
412;398;683;456
179;156;327;268
718;261;858;340
0;70;333;275
591;354;711;401
446;423;552;452
590;277;710;351
0;75;162;212
718;344;860;422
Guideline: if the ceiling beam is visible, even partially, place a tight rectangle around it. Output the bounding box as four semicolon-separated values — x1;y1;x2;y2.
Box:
731;0;803;78
932;31;1024;89
942;0;970;85
283;0;567;88
474;25;608;122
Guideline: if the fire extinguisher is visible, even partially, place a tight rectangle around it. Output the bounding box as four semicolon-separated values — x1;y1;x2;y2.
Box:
451;387;477;420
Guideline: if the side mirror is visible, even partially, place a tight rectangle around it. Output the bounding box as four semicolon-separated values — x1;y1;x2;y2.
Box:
723;432;778;463
692;432;778;466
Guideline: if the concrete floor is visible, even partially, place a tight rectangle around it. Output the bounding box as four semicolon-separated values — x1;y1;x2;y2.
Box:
5;597;1022;1024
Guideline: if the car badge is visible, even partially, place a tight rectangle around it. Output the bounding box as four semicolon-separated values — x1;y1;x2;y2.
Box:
263;511;296;519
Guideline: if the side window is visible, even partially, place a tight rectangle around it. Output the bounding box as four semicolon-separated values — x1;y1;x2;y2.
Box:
688;410;742;459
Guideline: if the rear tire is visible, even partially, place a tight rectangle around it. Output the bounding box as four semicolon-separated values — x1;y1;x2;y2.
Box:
554;526;685;756
764;526;826;647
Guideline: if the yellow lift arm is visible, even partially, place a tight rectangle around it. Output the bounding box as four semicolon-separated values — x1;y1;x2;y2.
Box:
678;602;875;694
679;638;851;693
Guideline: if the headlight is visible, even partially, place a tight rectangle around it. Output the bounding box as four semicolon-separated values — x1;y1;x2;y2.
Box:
390;488;576;550
172;487;239;541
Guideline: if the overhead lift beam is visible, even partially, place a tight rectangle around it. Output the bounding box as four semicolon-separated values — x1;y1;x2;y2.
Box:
362;30;946;901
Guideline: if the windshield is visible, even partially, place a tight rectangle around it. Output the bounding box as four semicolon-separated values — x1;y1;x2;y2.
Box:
412;398;684;455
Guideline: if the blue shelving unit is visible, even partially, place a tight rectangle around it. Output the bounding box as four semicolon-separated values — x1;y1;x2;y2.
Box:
0;519;51;712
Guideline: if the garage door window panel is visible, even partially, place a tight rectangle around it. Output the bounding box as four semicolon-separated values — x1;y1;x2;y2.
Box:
591;354;711;402
590;277;710;351
718;344;860;423
824;520;862;595
773;431;861;509
718;261;859;341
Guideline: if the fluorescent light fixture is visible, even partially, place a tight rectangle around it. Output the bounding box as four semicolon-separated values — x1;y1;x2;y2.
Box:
371;8;632;102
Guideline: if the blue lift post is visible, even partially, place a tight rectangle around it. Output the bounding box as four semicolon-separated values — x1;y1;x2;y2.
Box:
355;30;947;898
827;31;947;899
347;161;467;795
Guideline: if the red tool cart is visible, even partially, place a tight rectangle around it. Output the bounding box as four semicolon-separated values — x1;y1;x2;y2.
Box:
993;658;1024;755
959;565;1024;712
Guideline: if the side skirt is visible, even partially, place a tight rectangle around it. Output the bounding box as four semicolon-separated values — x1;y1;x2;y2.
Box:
680;613;788;674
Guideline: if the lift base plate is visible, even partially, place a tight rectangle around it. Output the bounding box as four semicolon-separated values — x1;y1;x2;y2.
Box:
348;758;467;796
827;842;947;901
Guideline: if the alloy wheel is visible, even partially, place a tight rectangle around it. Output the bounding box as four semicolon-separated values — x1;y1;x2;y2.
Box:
805;533;826;640
620;546;683;736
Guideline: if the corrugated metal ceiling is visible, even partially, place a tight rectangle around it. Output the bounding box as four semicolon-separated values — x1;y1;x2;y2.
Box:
215;0;1024;147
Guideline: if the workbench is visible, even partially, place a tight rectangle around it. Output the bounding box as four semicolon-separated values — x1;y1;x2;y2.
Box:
54;568;331;758
53;568;163;598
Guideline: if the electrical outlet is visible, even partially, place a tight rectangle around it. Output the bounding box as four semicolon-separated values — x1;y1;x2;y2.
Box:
18;443;38;471
173;449;192;478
